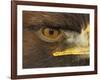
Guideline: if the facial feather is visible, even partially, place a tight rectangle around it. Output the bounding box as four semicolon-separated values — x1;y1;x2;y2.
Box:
23;11;90;68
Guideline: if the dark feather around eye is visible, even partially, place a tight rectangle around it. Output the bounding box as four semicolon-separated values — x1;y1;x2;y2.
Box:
26;24;43;31
23;11;89;33
25;22;62;31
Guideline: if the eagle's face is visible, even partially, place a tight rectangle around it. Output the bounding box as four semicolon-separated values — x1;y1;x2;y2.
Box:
23;11;89;68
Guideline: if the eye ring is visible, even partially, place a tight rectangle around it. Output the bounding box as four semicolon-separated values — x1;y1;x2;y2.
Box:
36;27;64;42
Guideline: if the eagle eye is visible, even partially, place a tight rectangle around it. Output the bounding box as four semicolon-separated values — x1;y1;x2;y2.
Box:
37;27;63;42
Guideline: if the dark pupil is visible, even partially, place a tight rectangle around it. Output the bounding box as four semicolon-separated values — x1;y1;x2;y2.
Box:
49;30;54;35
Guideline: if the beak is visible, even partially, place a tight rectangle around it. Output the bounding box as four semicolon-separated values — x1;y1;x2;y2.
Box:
53;25;90;57
53;46;89;56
